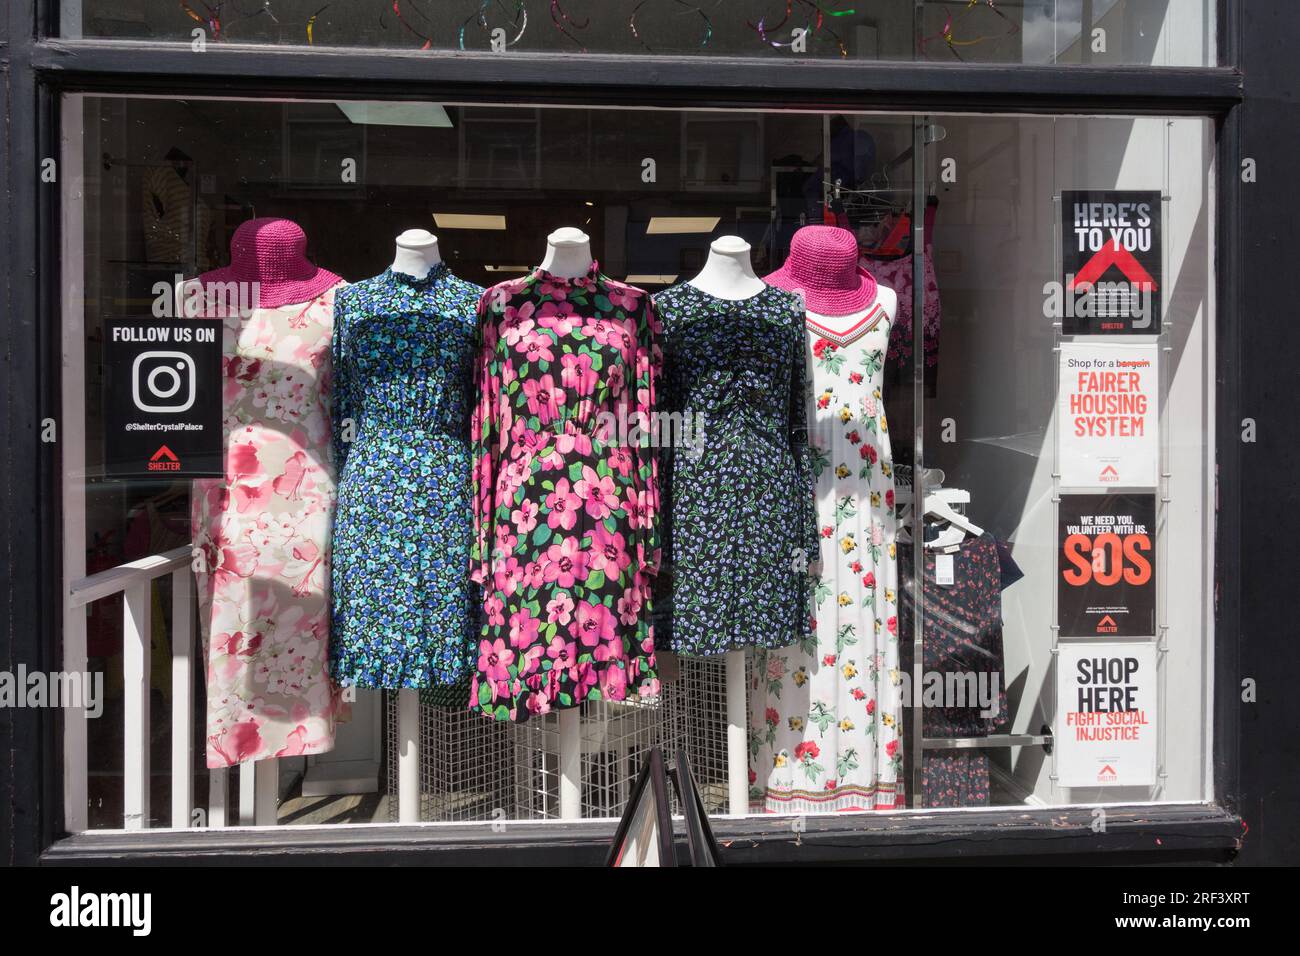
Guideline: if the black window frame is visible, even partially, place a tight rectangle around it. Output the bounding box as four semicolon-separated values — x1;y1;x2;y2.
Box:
1;0;1254;866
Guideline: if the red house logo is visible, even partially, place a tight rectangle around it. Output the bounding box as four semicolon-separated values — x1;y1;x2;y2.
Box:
1098;764;1118;783
147;445;181;472
1096;615;1119;634
1099;465;1119;483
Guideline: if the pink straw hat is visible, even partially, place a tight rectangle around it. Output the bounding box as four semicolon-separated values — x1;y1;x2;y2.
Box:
765;225;877;316
199;217;342;309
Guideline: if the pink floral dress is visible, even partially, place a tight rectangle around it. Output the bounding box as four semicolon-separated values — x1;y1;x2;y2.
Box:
469;263;661;721
749;299;904;812
191;286;344;768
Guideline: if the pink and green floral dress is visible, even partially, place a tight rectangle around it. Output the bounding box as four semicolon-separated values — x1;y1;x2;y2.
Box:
469;263;662;721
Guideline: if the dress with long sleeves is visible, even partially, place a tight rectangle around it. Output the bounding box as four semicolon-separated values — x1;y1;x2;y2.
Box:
652;282;819;656
330;264;484;690
470;263;662;721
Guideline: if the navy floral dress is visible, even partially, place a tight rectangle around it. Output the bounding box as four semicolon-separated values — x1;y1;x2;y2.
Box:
652;283;819;656
470;263;661;722
330;265;484;690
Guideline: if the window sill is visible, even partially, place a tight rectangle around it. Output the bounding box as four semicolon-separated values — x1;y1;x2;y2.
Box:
41;803;1243;866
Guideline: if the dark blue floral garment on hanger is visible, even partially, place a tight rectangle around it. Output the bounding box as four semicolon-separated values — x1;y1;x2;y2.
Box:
330;265;484;689
652;282;819;656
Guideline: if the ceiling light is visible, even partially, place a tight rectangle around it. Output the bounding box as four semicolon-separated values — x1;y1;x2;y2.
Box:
646;216;721;235
625;274;679;285
336;102;453;128
433;213;507;230
484;265;532;273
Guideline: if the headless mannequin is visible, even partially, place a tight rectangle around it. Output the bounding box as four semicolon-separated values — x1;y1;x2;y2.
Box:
539;226;595;278
391;228;443;280
688;236;766;300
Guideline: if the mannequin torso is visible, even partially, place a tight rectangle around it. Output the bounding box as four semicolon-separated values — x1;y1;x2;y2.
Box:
538;226;595;277
688;236;767;300
391;228;442;279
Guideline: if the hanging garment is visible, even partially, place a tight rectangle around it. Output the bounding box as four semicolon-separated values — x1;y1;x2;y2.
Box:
191;286;344;768
749;301;904;812
330;265;484;690
860;201;942;376
470;263;661;721
898;532;1015;808
653;283;818;656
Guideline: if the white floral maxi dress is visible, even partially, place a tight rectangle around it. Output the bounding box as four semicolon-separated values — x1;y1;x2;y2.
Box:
191;287;344;768
749;306;904;812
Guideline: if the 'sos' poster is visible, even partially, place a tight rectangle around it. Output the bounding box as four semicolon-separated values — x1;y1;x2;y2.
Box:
1058;493;1156;638
1056;644;1158;788
1058;341;1158;488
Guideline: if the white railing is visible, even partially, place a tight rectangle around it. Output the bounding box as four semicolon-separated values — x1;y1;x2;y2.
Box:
64;545;239;831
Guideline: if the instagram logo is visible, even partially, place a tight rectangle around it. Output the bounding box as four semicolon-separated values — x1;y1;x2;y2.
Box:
132;351;196;413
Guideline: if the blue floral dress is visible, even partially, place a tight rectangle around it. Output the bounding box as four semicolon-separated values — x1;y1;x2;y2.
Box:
330;265;484;690
652;282;819;655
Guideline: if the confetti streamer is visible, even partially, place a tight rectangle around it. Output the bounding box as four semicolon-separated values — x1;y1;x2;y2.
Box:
919;0;1020;61
629;0;713;52
550;0;590;51
180;1;221;41
458;0;528;51
750;1;852;57
306;4;328;44
391;0;434;50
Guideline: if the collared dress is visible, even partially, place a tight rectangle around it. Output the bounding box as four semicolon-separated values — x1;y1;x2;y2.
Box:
469;263;662;721
330;264;484;691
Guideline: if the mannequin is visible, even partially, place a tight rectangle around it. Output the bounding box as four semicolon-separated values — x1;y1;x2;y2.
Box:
806;283;898;337
391;228;442;279
687;235;766;300
538;226;595;277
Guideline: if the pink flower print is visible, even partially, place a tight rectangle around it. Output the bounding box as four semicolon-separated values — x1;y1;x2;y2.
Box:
541;536;591;589
862;571;876;589
494;522;518;557
575;465;620;521
863;394;878;417
538;279;570;301
599;664;629;700
606;446;633;477
493;556;523;597
616;586;643;626
517;329;556;364
523;374;564;424
478;638;515;683
228;440;261;479
500;301;536;346
272;451;310;500
521;560;545;590
872;524;884;546
210;718;263;766
572;661;598;700
554;426;593;459
508;608;541;651
589;524;631;579
547;635;576;671
525;690;552;716
560;352;598;395
605;363;626;397
546;591;575;625
512;498;540;535
608;287;642;311
571;599;617;649
545;478;581;531
485;595;506;628
538;300;579;336
885;488;895;509
886;615;897;636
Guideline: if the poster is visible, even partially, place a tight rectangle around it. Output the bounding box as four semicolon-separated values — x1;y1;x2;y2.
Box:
1058;493;1156;637
1056;644;1157;788
103;317;223;477
1058;341;1158;488
1060;189;1162;334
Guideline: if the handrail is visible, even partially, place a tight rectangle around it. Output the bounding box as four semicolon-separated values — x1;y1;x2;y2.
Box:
68;545;192;608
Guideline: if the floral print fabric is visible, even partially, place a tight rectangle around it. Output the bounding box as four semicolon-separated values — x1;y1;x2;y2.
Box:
749;304;904;812
653;283;819;656
191;285;344;769
899;532;1012;808
469;262;661;721
330;265;484;689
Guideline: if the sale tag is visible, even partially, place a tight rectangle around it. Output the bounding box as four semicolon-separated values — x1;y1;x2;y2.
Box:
935;553;955;587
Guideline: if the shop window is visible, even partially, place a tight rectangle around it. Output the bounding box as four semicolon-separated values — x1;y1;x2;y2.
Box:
59;95;1214;832
64;1;1216;67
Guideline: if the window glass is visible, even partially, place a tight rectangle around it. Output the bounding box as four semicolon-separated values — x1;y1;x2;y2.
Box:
62;94;1213;830
66;1;1216;67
